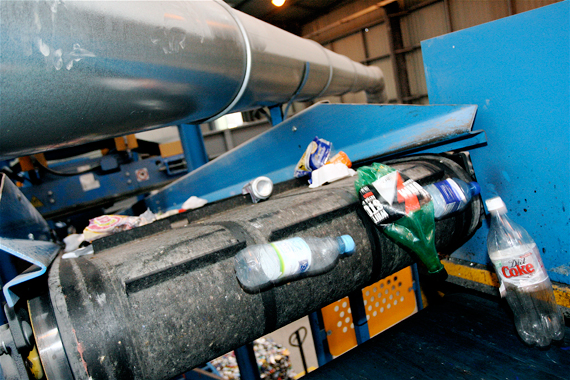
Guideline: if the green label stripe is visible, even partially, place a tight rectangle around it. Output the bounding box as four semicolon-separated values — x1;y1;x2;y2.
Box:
271;243;285;277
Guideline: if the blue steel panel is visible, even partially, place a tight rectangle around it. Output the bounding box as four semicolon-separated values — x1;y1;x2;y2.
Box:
422;2;570;284
143;103;478;212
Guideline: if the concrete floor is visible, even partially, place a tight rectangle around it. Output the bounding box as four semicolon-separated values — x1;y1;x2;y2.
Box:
264;316;319;377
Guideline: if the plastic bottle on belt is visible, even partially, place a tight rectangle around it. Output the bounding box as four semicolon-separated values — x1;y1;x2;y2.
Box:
235;235;355;290
423;178;481;219
486;197;564;347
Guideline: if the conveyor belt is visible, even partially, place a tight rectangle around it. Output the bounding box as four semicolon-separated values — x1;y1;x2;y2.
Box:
304;292;570;379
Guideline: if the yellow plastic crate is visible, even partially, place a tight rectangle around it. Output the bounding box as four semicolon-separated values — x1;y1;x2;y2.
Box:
321;266;417;356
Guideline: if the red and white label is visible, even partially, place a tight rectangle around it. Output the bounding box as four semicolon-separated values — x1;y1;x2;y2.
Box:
136;168;149;182
491;244;548;287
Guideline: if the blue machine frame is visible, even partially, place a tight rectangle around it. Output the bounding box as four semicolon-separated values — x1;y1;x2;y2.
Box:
422;0;570;285
18;154;188;220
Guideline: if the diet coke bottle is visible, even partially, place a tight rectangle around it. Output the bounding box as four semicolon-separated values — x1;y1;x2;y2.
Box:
486;197;564;347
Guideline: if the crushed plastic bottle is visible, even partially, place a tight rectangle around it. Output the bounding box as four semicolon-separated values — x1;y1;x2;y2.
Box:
423;178;480;219
486;196;564;347
235;235;355;290
355;163;446;279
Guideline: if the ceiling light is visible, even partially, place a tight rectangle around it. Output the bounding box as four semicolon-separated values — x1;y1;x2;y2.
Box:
272;0;286;7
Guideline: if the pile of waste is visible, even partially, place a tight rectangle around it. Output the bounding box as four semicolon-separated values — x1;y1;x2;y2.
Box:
211;338;296;380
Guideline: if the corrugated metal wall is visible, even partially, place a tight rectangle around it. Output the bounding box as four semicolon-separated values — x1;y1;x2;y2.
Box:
302;0;562;105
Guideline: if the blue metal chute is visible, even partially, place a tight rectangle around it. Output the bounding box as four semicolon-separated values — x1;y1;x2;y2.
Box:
143;103;481;212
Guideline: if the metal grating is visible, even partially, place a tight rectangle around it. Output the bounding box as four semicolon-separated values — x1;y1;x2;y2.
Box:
321;266;417;356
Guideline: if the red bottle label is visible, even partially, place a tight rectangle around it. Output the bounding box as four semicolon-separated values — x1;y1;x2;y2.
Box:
359;171;431;227
491;244;548;287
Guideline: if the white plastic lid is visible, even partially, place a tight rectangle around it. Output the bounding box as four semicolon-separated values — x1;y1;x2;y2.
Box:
485;196;507;214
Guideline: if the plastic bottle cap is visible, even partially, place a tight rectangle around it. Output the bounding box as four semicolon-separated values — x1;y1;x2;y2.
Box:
469;181;481;196
340;235;355;256
485;196;507;214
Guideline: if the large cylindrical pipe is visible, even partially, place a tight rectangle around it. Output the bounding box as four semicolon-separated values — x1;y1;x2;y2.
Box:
0;0;386;160
33;156;481;380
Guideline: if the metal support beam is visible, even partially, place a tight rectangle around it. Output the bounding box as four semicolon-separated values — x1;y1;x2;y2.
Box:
269;106;284;126
178;125;209;172
443;0;454;32
348;291;370;345
361;29;370;64
223;129;235;152
387;0;442;18
507;0;516;16
383;2;411;103
308;311;333;366
234;343;261;380
411;264;424;311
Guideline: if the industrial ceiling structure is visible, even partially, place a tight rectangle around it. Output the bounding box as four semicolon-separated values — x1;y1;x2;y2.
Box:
225;0;351;34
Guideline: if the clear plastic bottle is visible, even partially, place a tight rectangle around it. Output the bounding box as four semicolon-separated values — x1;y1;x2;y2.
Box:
486;196;564;347
234;235;355;290
423;178;481;219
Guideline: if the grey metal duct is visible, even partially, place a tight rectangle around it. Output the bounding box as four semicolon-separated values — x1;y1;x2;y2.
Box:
0;0;386;160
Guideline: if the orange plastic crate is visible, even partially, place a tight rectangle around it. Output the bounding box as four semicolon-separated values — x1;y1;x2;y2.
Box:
321;266;417;356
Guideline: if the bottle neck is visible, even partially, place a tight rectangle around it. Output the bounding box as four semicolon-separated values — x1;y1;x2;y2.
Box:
491;211;524;246
336;235;355;256
467;182;481;197
336;237;346;254
492;211;510;229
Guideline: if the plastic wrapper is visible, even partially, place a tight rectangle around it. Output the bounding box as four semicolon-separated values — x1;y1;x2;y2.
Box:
354;163;445;276
83;209;156;242
294;137;332;178
63;233;85;252
182;195;208;210
308;163;356;188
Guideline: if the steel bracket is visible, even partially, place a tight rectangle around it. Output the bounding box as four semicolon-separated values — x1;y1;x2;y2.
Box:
1;239;60;308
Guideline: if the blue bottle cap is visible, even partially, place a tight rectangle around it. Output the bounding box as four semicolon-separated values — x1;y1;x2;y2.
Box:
469;181;481;196
340;235;355;256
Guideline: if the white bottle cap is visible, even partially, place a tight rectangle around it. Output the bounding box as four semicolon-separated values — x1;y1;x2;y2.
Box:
485;196;507;214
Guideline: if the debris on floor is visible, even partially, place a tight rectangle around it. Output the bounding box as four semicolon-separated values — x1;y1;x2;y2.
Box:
211;338;296;380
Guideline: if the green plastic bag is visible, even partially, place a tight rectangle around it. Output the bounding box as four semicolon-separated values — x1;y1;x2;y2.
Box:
355;163;445;276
